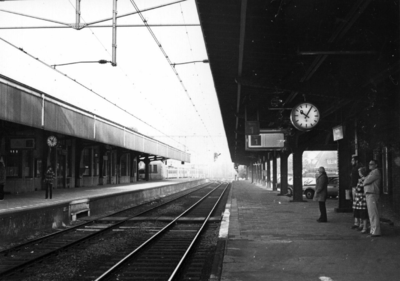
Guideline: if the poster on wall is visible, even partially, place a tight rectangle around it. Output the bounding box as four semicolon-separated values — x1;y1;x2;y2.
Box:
332;125;344;141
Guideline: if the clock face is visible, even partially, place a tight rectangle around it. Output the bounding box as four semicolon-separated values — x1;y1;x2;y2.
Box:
290;103;320;131
47;136;57;147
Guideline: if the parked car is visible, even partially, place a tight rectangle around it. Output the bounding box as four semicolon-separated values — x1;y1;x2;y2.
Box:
303;176;339;199
282;176;339;199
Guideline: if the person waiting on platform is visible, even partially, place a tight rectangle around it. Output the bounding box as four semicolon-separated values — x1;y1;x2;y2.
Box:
0;157;6;201
353;167;369;233
363;160;381;237
314;166;328;223
44;166;55;199
350;156;362;228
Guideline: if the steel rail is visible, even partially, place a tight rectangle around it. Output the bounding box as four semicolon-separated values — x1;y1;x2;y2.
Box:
168;183;230;280
0;181;209;257
94;182;225;280
0;182;212;278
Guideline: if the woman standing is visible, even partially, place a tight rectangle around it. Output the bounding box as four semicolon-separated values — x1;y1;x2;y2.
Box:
314;166;328;222
353;167;369;233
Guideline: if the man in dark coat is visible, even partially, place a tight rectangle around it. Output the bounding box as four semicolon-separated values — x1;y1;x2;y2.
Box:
314;166;328;222
44;166;55;199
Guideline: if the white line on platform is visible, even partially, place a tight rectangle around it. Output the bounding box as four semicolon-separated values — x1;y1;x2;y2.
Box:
219;203;231;238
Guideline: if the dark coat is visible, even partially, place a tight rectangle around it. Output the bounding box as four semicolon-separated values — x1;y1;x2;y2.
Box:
350;163;362;187
313;172;328;202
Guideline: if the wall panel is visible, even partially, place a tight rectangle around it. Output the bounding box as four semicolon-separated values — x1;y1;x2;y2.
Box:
0;84;42;128
95;121;124;147
44;102;93;140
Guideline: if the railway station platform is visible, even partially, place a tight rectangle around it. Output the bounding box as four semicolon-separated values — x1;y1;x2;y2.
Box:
216;180;400;281
0;179;205;249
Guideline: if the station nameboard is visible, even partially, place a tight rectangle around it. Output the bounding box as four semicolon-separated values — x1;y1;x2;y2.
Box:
245;130;286;151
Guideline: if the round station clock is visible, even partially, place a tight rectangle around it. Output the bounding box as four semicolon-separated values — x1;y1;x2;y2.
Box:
47;135;58;147
290;102;320;131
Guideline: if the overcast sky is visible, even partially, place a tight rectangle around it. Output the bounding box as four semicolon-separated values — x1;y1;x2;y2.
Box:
0;0;230;164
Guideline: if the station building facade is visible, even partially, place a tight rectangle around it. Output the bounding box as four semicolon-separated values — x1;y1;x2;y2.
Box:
0;75;190;195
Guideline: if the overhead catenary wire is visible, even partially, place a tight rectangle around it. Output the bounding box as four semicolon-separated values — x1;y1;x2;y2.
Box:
0;36;189;150
178;3;217;150
129;0;217;151
65;0;185;140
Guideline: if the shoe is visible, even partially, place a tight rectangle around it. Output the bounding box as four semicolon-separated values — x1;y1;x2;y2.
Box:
361;229;368;234
367;234;381;237
317;219;327;223
351;225;359;229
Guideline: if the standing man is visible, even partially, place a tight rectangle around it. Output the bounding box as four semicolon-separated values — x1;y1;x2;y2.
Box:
363;160;381;237
44;166;55;199
0;157;6;201
350;156;362;228
314;166;328;223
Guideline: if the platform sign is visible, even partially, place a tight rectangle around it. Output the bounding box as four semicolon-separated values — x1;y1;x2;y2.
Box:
333;125;344;141
249;135;262;146
245;121;260;135
245;130;286;151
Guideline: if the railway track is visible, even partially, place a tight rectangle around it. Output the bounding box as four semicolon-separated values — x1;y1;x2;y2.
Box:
0;181;230;280
0;182;214;280
94;182;229;281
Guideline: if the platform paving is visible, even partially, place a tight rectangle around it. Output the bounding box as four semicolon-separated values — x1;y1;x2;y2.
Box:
219;180;400;281
0;179;190;214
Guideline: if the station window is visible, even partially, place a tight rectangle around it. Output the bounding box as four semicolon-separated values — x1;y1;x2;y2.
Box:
82;148;91;176
7;150;21;177
22;150;33;178
152;164;158;174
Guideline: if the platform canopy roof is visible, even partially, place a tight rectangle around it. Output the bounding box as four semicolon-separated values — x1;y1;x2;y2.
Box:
195;0;399;164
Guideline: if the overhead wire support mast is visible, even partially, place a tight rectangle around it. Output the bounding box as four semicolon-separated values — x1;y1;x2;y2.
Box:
112;0;117;66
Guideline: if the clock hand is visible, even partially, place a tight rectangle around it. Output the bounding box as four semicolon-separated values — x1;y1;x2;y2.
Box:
300;110;307;117
305;106;313;117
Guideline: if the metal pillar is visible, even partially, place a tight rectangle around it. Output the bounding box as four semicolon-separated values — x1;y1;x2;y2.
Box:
144;156;150;181
75;0;81;29
266;154;271;188
262;155;266;185
112;0;118;66
292;149;305;202
336;135;353;212
251;163;254;183
279;151;288;195
272;151;277;191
